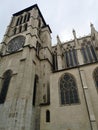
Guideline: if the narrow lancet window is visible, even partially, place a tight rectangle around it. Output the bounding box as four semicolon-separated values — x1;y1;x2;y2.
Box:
33;75;38;106
0;70;12;104
19;16;23;24
65;49;78;68
27;13;30;22
23;14;27;23
16;17;20;26
24;23;28;31
46;110;50;122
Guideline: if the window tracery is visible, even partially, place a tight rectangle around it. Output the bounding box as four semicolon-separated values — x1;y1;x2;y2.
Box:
60;73;79;105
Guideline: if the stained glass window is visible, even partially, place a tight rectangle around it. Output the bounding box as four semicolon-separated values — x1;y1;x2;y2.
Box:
60;73;79;105
65;49;78;68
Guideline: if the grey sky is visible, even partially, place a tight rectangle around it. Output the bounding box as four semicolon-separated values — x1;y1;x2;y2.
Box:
0;0;98;45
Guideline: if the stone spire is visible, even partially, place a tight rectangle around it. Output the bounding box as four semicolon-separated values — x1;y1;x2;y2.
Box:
57;35;62;45
90;23;96;36
57;35;62;55
72;29;78;46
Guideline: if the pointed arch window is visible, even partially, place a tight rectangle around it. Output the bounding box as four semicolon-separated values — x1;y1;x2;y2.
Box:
16;17;20;26
0;70;12;104
60;73;79;105
81;41;97;63
27;13;30;22
23;14;27;23
19;16;23;24
93;68;98;92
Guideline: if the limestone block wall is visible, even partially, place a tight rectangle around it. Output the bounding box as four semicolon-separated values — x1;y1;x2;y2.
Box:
40;67;98;130
80;64;98;127
0;47;40;130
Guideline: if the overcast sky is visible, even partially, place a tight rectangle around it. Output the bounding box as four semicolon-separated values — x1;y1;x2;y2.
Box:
0;0;98;45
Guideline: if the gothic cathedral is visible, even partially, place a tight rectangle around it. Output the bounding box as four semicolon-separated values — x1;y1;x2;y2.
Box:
0;4;98;130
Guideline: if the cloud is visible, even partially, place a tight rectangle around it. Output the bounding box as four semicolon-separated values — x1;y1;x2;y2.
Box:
0;0;98;45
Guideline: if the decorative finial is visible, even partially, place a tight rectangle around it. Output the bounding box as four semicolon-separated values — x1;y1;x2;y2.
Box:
90;22;94;27
72;29;75;32
57;35;61;44
72;29;78;46
72;29;77;38
90;22;96;33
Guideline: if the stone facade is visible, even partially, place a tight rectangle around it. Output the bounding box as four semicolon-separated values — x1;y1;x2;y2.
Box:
0;4;98;130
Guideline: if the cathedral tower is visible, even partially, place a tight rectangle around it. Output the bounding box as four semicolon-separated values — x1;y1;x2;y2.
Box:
0;4;52;130
0;4;98;130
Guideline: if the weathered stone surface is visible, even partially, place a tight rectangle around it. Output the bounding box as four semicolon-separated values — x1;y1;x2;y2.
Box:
0;4;98;130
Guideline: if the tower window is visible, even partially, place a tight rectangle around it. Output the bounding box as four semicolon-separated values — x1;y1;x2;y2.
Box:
27;13;30;22
46;110;50;122
33;75;38;106
60;73;79;105
0;70;12;104
19;16;23;25
24;23;28;31
16;17;20;26
23;14;27;23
